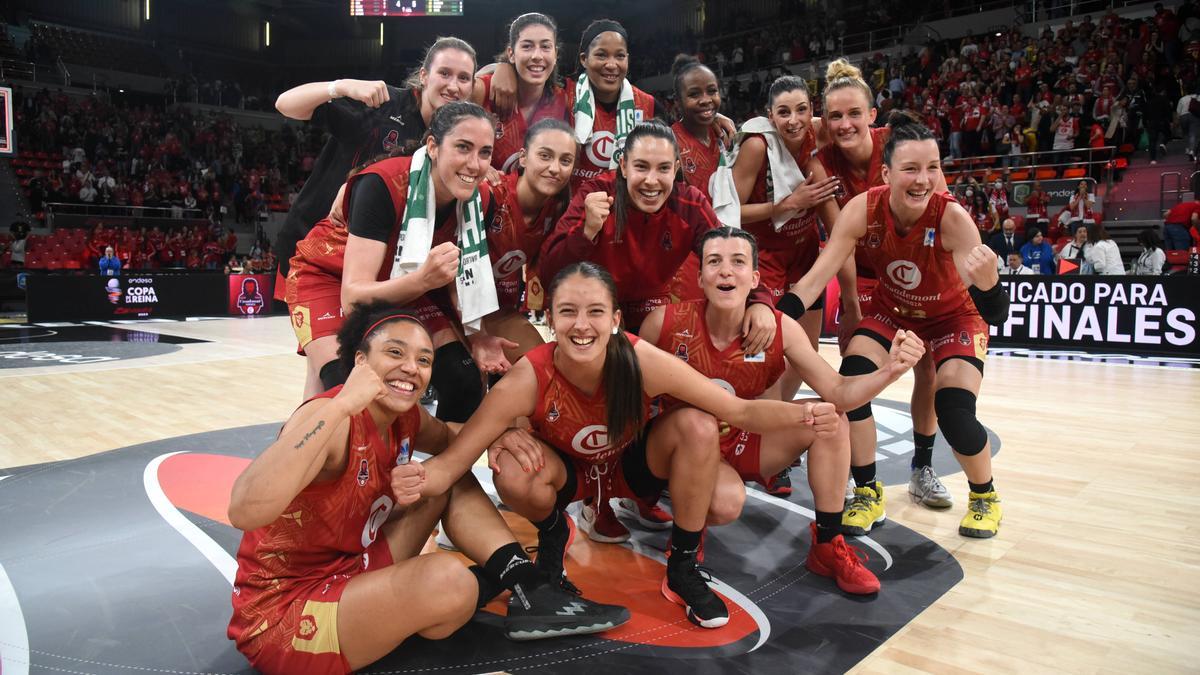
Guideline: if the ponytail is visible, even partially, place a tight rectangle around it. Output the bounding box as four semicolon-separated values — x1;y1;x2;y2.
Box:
614;120;678;242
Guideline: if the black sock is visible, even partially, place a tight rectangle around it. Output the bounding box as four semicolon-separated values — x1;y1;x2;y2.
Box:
468;565;503;609
814;510;842;543
670;524;702;556
912;432;935;469
968;478;994;494
850;463;877;488
533;509;564;534
484;542;540;592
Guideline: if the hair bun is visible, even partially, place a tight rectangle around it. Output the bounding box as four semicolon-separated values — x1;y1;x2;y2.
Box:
825;58;862;82
886;109;923;129
671;53;700;77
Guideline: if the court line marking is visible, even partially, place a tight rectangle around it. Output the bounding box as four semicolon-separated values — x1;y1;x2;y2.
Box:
744;488;895;571
0;561;30;675
143;452;237;585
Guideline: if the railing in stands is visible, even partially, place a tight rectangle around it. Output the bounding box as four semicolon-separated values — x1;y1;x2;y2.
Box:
45;202;206;227
942;145;1117;190
1158;171;1194;214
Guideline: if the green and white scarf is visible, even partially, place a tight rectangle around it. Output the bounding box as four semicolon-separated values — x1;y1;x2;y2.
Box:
573;75;637;168
708;142;741;228
392;146;497;333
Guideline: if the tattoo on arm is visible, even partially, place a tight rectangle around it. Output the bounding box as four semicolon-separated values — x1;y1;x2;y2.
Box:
295;420;326;450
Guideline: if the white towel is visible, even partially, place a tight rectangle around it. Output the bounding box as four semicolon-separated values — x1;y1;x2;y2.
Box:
737;116;807;231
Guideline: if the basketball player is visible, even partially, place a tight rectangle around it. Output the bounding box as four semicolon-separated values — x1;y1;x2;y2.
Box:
401;262;839;629
273;37;477;302
788;112;1010;538
227;303;627;675
641;227;925;594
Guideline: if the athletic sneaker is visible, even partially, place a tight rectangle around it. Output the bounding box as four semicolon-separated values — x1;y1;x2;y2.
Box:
504;580;631;641
907;466;953;509
766;468;793;497
841;480;885;536
958;490;1002;538
804;523;880;595
661;546;728;628
614;497;673;530
579;500;631;543
533;511;577;582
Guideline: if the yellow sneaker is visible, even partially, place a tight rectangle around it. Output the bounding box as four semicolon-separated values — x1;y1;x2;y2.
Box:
959;491;1002;538
841;480;885;536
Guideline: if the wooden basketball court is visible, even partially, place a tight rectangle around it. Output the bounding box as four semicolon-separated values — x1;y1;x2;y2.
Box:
1;314;1196;673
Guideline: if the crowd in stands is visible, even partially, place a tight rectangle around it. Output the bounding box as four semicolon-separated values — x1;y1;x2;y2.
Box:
11;86;321;227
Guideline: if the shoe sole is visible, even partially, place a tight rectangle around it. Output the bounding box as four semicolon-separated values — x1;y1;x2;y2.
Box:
804;556;880;595
841;514;885;537
581;507;632;543
766;487;793;497
505;610;631;641
660;577;728;628
958;523;1000;538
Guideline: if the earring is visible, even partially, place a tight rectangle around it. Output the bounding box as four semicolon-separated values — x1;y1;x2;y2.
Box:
612;326;619;335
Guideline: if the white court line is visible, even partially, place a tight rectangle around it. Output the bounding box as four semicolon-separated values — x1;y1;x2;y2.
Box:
0;561;30;675
744;488;894;571
144;452;237;585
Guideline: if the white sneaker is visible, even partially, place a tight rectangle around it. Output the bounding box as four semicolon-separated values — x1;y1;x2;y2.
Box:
907;466;953;509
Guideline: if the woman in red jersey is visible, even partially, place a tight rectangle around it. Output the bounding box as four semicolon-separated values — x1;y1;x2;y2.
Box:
641;227;925;595
227;302;625;675
789;112;1011;540
666;55;726;305
804;59;950;515
472;13;570;173
539;120;777;347
404;262;836;630
480;118;577;364
733;74;844;349
286;102;503;424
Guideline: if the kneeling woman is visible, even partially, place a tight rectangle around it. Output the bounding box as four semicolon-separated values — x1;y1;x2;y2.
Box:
409;262;829;629
640;228;925;595
227;303;626;675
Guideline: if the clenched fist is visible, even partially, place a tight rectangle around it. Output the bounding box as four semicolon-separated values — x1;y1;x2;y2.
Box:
334;79;390;108
419;241;460;290
886;329;925;375
391;461;426;506
335;361;390;415
964;244;1000;290
583;191;614;240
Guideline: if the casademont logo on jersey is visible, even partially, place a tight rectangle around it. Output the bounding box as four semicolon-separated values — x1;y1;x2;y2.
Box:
585;131;617;169
571;424;610;457
492;250;527;279
885;260;922;291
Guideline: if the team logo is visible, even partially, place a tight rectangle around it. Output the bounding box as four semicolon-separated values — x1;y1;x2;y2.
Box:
236;278;264;316
584;130;617;168
106;278;122;305
501;151;522;173
661;231;673;251
683;155;697;174
674;342;689;361
490;204;508;233
356;458;370;486
547;401;560;422
494;123;505;140
492;250;527;279
383;129;400;151
885;260;922;290
958;330;971;346
292;310;306;328
296;615;318;640
868;232;882;248
734;443;746;456
361;494;394;547
571;424;609;455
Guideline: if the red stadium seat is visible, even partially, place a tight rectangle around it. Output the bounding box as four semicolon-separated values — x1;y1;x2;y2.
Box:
1166;250;1189;270
1009;169;1030;181
1035;167;1058;180
1118;144;1134;155
1063;167;1087;179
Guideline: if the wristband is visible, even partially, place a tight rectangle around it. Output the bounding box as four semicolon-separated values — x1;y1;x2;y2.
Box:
776;293;806;320
327;80;339;100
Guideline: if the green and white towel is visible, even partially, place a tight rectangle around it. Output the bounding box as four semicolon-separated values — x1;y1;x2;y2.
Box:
392;146;497;333
711;116;808;232
573;75;637;167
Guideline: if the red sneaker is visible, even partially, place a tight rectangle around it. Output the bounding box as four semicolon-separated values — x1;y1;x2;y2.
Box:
615;497;673;530
580;499;630;543
804;523;880;595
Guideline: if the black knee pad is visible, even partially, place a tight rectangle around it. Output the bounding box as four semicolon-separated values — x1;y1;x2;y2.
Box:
839;355;878;421
934;387;987;456
430;342;484;423
318;359;347;391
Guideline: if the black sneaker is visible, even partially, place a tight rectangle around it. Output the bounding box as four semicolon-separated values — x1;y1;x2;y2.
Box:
504;581;631;641
532;511;575;583
661;548;728;628
766;468;793;497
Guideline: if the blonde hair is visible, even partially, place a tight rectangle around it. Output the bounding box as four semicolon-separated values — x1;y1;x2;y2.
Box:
824;58;873;108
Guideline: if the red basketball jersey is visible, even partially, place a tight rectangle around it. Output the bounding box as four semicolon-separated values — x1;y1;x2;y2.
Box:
654;300;786;408
228;386;421;649
525;337;650;466
487;172;558;309
480;74;570;172
818;126;889;208
859;185;975;322
565;78;657;188
672;121;722;201
741;132;820;253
